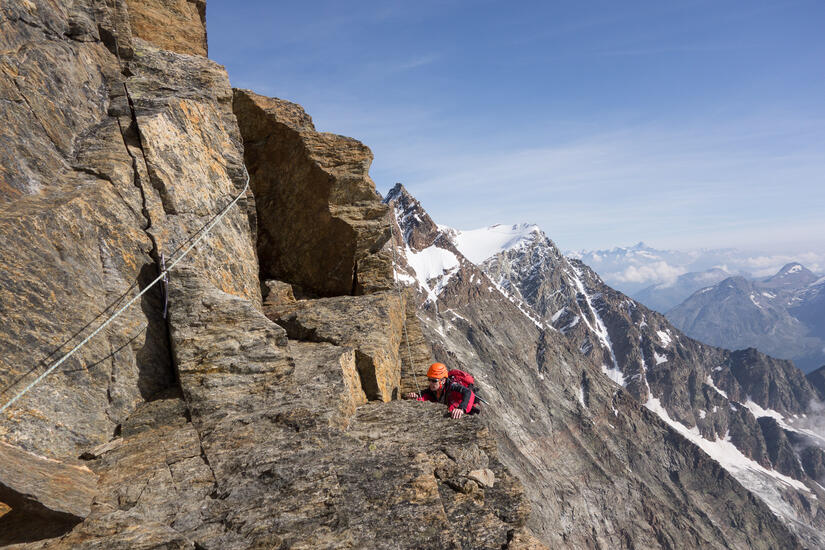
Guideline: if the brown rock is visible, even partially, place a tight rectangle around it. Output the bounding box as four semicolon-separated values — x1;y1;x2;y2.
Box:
507;529;550;550
262;279;296;307
0;0;172;460
264;291;405;402
397;278;435;397
123;0;207;56
125;41;261;305
233;88;393;297
468;468;496;488
0;2;257;466
0;440;98;527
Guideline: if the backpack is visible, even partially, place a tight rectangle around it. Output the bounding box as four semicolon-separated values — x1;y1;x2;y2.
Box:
447;369;475;391
447;369;487;406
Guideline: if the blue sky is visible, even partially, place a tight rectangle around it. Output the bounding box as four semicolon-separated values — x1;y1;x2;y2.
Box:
207;0;825;253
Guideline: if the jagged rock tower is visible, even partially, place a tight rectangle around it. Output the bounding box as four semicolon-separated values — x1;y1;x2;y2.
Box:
0;1;541;548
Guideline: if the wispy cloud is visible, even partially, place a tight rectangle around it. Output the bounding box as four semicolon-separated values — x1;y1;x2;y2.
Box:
371;115;825;252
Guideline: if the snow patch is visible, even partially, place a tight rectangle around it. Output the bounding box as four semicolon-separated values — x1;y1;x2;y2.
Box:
657;330;672;347
551;307;567;323
743;399;785;423
394;271;416;286
644;396;811;522
699;409;707;419
749;294;763;309
706;375;728;399
562;316;580;332
452;223;541;264
405;245;460;303
406;245;459;283
744;399;825;446
654;352;668;365
569;266;620;372
602;365;626;387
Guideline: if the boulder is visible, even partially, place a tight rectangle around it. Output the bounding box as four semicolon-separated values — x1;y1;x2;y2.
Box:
264;291;406;402
0;440;97;545
233;89;393;297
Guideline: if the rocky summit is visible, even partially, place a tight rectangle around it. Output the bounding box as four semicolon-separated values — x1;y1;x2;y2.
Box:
0;1;820;550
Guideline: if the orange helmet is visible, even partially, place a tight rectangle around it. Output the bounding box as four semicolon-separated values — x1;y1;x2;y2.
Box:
427;362;448;379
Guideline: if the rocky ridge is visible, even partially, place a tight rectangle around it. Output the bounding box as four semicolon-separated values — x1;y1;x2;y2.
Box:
0;2;539;548
415;209;825;546
386;184;803;549
667;264;825;373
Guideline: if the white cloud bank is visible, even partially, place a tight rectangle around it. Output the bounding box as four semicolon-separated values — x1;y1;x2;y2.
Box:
609;261;686;285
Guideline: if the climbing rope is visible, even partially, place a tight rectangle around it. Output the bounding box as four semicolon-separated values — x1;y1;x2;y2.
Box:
387;207;423;397
0;170;251;416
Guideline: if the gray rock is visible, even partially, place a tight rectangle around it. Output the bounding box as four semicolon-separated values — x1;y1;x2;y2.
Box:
387;183;804;549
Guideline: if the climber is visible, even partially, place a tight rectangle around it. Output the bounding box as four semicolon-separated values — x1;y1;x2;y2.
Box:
404;362;479;418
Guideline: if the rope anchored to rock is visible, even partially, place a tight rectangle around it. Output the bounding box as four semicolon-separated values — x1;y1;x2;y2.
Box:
0;170;251;416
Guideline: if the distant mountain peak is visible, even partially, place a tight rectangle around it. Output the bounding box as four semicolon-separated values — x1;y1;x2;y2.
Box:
776;262;806;276
761;262;818;289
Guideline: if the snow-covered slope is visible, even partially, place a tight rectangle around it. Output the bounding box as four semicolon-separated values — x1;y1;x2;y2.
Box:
450;223;541;264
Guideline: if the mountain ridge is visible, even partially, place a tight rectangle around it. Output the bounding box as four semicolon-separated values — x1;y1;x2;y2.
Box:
386;183;820;548
668;263;825;373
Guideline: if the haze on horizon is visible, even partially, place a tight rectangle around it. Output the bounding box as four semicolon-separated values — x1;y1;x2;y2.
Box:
207;0;825;256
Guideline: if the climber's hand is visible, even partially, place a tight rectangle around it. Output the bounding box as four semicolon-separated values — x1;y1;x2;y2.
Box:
451;408;464;419
404;392;419;400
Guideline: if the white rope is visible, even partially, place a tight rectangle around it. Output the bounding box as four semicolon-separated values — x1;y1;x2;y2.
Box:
0;170;251;416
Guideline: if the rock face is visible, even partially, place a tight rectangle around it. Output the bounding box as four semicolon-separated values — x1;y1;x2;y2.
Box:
0;441;97;546
807;365;825;401
386;184;803;549
0;3;538;548
124;0;207;56
264;291;406;402
22;267;537;549
233;89;393;297
0;0;257;466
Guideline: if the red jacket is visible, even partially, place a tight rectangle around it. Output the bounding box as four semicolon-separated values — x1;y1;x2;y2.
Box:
417;380;475;412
